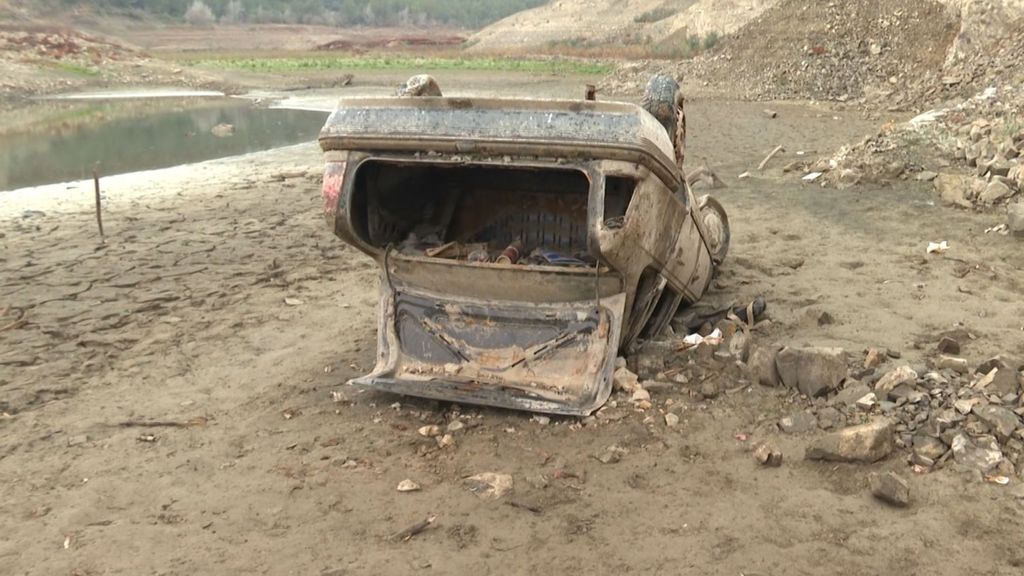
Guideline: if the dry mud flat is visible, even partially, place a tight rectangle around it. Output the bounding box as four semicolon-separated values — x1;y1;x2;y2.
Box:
2;89;1024;575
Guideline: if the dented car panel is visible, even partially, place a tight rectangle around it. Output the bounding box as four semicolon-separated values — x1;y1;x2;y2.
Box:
319;95;725;415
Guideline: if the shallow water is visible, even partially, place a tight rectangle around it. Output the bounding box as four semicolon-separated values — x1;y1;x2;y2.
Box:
0;98;327;191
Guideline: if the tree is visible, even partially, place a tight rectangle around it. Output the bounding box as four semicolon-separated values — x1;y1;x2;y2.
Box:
220;0;243;23
184;0;215;25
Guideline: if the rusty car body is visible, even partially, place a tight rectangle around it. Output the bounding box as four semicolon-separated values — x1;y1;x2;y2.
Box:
319;90;729;416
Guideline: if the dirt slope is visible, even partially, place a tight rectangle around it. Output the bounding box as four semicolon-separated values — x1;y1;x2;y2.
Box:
468;0;779;52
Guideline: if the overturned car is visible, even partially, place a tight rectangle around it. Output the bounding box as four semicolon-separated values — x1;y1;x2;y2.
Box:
319;75;730;416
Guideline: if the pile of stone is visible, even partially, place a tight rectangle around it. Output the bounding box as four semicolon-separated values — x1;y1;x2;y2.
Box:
628;326;1024;482
816;84;1024;235
753;338;1024;480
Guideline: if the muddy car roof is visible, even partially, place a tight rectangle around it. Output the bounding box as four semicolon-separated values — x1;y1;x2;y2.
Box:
319;97;682;188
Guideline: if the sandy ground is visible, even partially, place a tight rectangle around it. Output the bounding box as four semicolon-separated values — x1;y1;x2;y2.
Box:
3;74;1024;575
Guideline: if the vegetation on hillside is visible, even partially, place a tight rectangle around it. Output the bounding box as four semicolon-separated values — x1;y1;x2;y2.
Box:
24;0;548;27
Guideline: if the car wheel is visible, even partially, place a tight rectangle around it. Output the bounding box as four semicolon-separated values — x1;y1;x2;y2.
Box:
698;194;730;265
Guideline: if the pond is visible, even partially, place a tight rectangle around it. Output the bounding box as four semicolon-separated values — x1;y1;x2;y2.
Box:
0;96;328;192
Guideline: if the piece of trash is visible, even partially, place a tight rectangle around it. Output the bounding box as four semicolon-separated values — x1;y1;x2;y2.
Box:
63;535;71;550
985;224;1008;235
735;433;749;442
136;434;156;443
985;475;1011;485
738;171;751;179
495;240;523;264
802;172;823;182
529;248;586;267
390;514;437;542
397;479;421;492
284;297;304;306
463;472;513;499
926;241;949;254
681;328;723;348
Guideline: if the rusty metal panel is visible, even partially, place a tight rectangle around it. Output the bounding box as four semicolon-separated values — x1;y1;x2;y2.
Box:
354;277;626;416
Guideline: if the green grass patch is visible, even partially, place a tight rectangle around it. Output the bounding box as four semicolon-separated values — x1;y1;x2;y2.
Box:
47;61;102;77
181;55;612;76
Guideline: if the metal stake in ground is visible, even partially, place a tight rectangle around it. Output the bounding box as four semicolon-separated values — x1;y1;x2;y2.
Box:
93;163;105;243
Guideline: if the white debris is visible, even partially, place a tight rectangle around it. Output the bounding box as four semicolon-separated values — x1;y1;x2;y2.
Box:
926;241;949;254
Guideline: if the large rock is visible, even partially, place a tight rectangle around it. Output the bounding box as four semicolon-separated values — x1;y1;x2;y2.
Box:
1009;201;1024;237
869;471;910;507
979;179;1015;205
779;411;818;434
973;405;1020;441
830;381;873;407
934;173;973;208
913;435;948;460
951;433;1003;474
806;419;894;463
747;344;781;387
874;365;918;393
776;347;848;397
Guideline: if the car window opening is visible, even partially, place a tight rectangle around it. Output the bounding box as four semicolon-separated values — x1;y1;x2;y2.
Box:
352;160;597;267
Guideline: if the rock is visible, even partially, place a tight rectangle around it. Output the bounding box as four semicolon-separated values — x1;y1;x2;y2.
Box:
210;123;234;137
596;446;626;464
748;345;781;387
916;171;938;182
779;411;818;434
753;443;783;467
66;434;89;447
805;419;894;463
874;366;918;393
775;347;848;397
397;479;421;492
869;472;910;507
464;473;513;499
699;378;719;399
446;420;466;433
418;425;442;438
973;405;1020;441
913;435;948;460
936;337;960;355
988;367;1022;397
936;355;969;374
631;387;651;403
954;397;981;415
934;173;973;208
728;331;750;362
979;179;1014;205
664;413;679;427
436;434;455;448
831;381;873;407
816;406;844;430
985;155;1013;177
951;433;1003;474
1009;201;1024;237
855;392;878;410
613;366;640;393
864;347;886;369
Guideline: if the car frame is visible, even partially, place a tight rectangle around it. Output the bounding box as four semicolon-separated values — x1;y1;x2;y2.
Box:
319;89;728;415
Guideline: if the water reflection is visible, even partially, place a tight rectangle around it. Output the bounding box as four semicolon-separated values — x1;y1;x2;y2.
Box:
0;99;327;191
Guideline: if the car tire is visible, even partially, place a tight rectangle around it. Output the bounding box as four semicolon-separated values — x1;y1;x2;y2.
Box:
698;194;730;265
